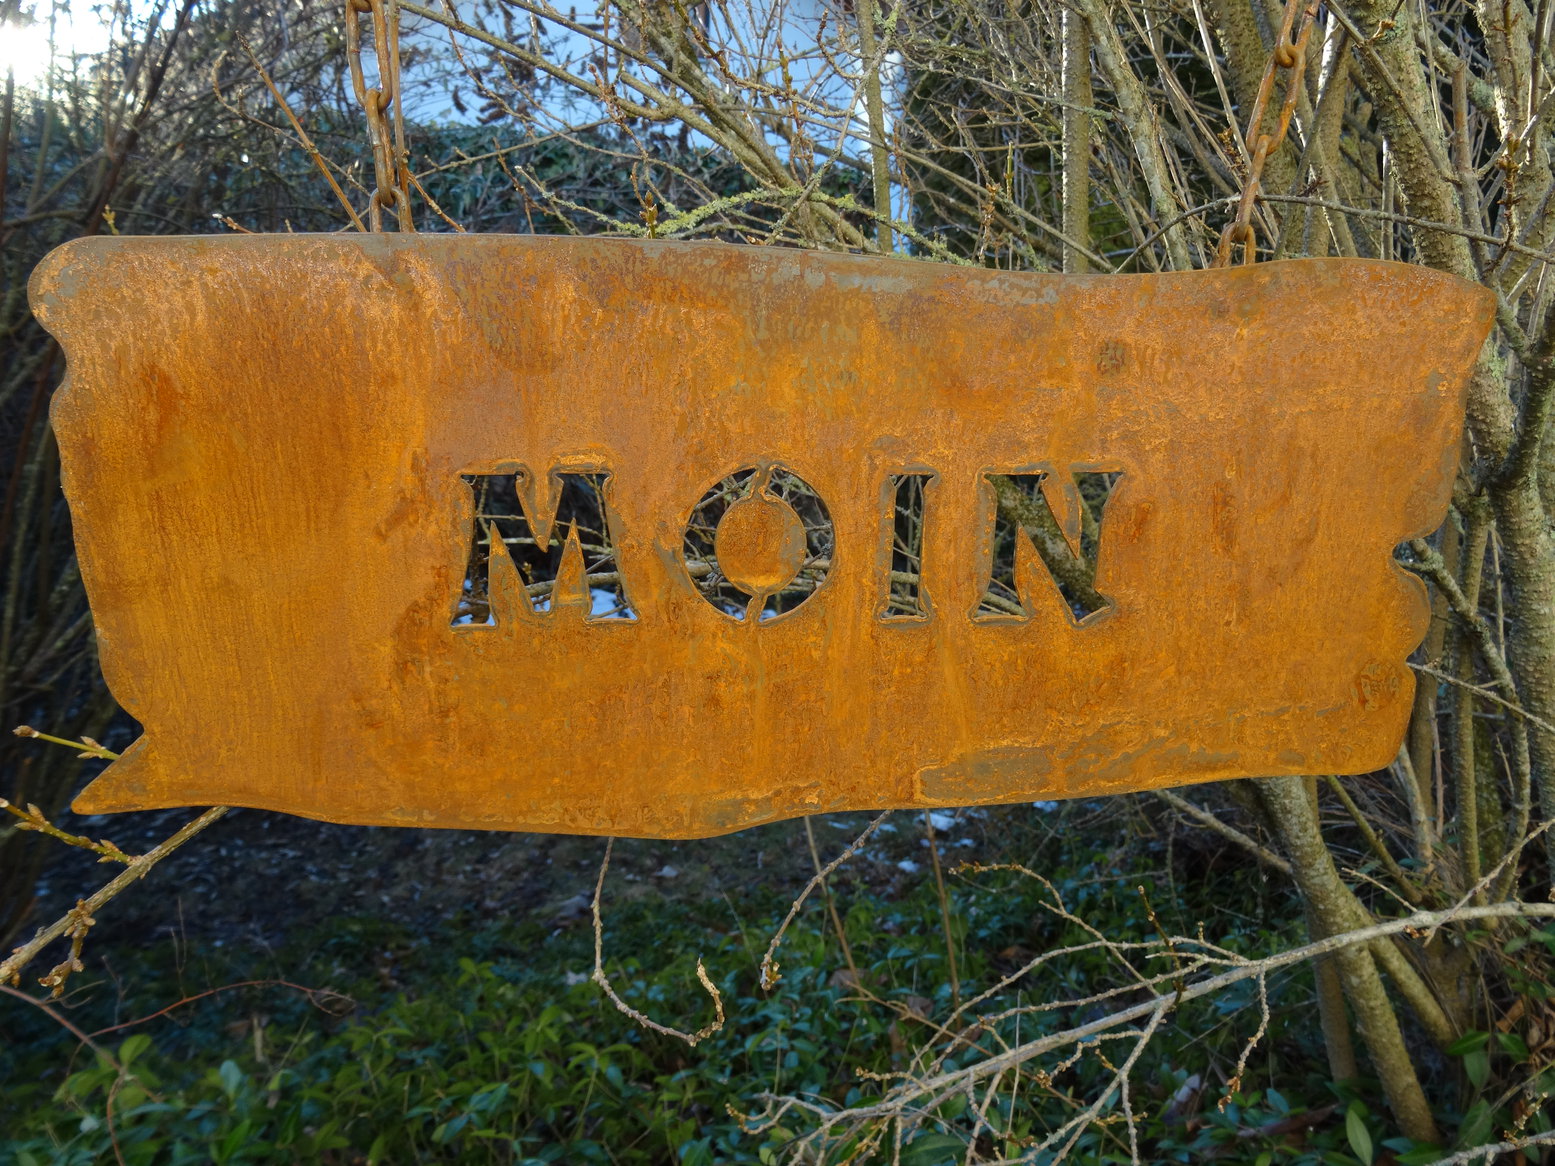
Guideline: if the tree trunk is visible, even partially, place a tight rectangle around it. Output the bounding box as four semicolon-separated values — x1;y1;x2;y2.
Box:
1256;776;1440;1143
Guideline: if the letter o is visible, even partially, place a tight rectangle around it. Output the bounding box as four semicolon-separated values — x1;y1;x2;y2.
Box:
680;463;833;621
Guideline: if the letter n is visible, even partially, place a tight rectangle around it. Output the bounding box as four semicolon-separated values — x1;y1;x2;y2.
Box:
974;468;1122;624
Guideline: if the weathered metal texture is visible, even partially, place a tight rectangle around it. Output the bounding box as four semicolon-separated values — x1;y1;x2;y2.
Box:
29;235;1493;836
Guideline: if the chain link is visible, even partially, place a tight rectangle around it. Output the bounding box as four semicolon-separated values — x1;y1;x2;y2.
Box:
345;0;415;232
1213;0;1317;266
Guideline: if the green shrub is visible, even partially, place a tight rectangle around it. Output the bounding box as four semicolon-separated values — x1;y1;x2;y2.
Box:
2;819;1479;1164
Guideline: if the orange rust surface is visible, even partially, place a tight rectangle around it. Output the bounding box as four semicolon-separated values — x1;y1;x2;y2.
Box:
29;235;1494;837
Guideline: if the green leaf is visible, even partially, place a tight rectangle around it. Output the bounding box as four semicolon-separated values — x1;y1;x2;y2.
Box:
1496;1031;1531;1060
1346;1101;1374;1166
899;1134;967;1166
1458;1100;1495;1149
218;1059;244;1101
218;1119;255;1164
1447;1030;1490;1056
1464;1047;1490;1090
118;1033;152;1065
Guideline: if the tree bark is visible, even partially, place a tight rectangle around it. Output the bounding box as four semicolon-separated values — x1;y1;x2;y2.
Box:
1256;776;1441;1143
1060;8;1092;275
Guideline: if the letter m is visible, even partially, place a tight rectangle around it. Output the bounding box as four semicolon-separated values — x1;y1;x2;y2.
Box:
451;467;634;627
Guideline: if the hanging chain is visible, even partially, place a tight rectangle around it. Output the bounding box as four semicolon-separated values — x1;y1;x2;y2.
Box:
1213;0;1318;266
345;0;415;232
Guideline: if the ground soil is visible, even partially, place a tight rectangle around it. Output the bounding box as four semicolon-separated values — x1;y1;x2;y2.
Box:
20;791;1031;971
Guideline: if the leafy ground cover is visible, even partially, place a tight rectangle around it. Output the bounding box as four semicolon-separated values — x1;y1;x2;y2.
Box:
0;800;1517;1163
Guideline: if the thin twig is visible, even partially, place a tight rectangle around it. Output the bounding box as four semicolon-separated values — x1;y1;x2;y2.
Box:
760;813;891;990
590;838;725;1047
755;900;1555;1142
1;806;229;989
802;817;860;987
236;35;366;231
1152;789;1293;876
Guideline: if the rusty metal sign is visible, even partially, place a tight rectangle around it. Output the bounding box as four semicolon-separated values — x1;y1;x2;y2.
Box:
29;236;1493;836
